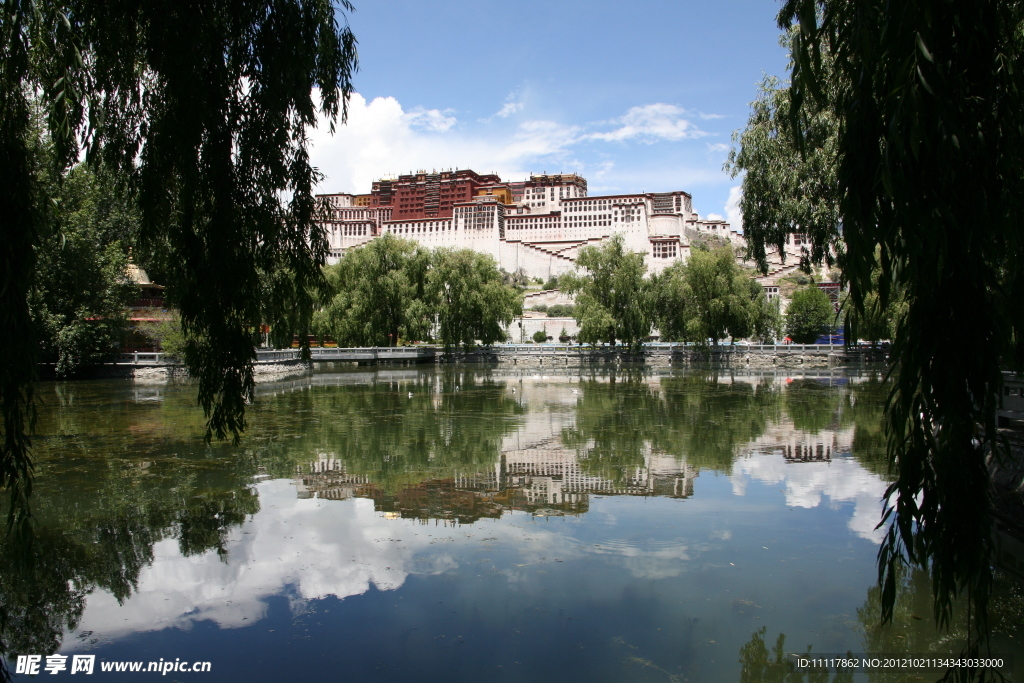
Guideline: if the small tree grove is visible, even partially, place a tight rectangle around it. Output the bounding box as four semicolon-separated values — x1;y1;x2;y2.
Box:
314;237;522;351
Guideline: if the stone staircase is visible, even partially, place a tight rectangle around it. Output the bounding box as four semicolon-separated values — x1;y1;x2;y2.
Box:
749;246;803;284
511;239;576;264
756;262;802;285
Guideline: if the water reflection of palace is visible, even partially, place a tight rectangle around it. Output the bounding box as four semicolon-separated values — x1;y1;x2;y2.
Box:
744;422;856;463
295;447;698;523
283;369;878;523
295;455;372;501
498;448;696;503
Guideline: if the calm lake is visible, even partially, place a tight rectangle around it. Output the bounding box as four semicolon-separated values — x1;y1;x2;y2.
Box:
5;365;1022;681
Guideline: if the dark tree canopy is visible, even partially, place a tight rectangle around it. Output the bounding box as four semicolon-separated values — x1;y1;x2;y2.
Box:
1;0;358;519
732;0;1024;656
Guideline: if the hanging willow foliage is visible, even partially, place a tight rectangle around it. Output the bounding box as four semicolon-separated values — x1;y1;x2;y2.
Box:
0;0;358;521
735;0;1024;672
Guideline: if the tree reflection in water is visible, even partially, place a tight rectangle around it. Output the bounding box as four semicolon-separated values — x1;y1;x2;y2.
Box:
250;367;524;489
561;368;666;483
738;626;854;683
1;379;261;679
0;473;259;678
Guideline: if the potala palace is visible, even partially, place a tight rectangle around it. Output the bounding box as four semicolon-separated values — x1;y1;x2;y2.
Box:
317;168;808;286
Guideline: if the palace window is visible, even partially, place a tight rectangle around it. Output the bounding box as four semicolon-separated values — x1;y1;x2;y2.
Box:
653;243;678;259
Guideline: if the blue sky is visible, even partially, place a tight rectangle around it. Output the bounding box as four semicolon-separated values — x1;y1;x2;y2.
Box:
308;0;791;227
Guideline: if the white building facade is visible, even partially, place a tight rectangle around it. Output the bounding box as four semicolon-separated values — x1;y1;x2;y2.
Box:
316;171;749;280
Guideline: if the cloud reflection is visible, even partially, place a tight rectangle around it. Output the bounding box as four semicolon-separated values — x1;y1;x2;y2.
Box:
730;453;887;543
70;480;555;644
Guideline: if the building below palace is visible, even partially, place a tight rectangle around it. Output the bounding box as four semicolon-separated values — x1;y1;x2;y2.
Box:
316;169;755;280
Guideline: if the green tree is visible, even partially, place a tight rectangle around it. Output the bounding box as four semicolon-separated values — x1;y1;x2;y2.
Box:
736;277;784;344
2;0;358;517
785;286;835;343
532;329;548;343
653;245;767;345
315;234;431;347
841;255;906;346
650;260;690;342
30;163;138;376
427;248;522;351
135;315;187;359
732;0;1024;651
725;37;841;274
560;235;650;349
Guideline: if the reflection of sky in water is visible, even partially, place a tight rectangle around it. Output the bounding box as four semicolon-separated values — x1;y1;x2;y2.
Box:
71;481;564;641
65;472;885;681
72;478;719;642
37;370;924;681
730;454;887;543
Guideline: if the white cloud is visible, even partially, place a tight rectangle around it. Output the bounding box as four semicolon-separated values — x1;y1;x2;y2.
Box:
725;185;743;231
583;539;697;580
706;142;730;154
308;92;580;193
706;212;725;221
308;93;725;195
588;103;708;143
478;91;525;122
65;475;712;643
495;101;523;118
501;119;582;161
403;106;458;133
592;160;615;179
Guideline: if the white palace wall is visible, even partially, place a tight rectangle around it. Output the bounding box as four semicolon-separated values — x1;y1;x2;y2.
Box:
317;178;760;281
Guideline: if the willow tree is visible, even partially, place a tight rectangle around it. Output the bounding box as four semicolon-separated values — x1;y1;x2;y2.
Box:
426;248;523;352
30;162;138;376
1;0;357;519
733;0;1024;662
560;235;651;349
315;234;432;347
653;245;778;345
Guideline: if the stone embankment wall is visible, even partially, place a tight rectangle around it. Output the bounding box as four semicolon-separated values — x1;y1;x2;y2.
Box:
132;360;310;384
447;347;864;368
72;345;882;383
